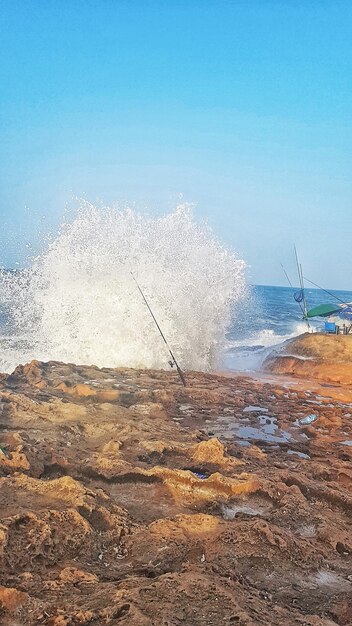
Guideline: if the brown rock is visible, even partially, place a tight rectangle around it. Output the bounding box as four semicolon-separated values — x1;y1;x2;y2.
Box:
0;360;351;625
0;585;28;612
264;332;352;384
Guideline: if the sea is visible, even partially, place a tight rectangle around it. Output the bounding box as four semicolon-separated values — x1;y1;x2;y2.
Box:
0;204;351;375
225;284;352;371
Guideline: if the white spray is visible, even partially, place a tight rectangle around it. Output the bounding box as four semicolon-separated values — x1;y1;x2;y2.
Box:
0;202;247;373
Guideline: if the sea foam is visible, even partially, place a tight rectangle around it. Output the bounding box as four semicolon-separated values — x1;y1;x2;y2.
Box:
0;202;247;373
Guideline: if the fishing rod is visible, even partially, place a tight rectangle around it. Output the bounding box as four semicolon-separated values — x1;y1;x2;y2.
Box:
280;263;305;318
130;272;187;387
281;261;311;331
294;246;311;330
303;276;347;305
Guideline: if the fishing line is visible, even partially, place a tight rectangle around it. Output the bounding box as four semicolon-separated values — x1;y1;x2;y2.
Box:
303;276;347;305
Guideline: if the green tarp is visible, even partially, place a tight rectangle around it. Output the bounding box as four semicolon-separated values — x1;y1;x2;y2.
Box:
306;303;341;318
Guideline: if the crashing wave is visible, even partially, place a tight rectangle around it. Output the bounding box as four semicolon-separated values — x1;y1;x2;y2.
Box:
0;202;247;373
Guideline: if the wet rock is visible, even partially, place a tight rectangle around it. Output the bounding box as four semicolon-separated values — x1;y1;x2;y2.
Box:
264;333;352;385
0;360;352;624
192;437;243;468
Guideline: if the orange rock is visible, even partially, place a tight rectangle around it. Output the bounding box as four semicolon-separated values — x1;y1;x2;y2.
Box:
149;466;259;501
0;586;28;612
0;448;30;472
264;333;352;385
192;438;230;465
59;567;98;583
0;360;351;625
56;382;97;397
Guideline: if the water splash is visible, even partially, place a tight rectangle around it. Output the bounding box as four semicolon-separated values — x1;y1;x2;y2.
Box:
227;322;310;351
0;202;247;373
224;322;310;371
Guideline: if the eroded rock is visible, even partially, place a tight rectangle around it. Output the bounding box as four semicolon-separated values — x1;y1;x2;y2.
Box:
0;360;351;625
264;332;352;385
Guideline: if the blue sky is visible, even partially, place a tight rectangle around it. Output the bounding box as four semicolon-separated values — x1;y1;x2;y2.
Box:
0;0;351;288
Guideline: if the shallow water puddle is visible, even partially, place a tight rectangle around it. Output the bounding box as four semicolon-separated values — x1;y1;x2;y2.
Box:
341;440;352;446
309;570;351;591
287;569;352;596
296;524;316;538
221;496;272;520
243;405;269;413
179;404;193;413
173;404;307;447
210;414;294;444
287;449;310;459
109;482;193;523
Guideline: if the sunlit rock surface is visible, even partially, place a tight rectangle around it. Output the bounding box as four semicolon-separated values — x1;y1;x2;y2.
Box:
0;360;352;625
264;333;352;385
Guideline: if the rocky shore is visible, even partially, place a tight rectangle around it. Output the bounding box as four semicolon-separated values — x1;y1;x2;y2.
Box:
0;359;352;625
264;333;352;385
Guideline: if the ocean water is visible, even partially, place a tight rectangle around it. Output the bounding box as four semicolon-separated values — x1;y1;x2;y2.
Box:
0;203;350;375
225;284;352;371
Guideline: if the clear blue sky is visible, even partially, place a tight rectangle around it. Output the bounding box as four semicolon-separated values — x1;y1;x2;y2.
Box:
0;0;351;288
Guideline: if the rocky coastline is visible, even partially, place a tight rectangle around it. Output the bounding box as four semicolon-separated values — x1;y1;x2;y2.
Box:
0;353;352;625
264;333;352;385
